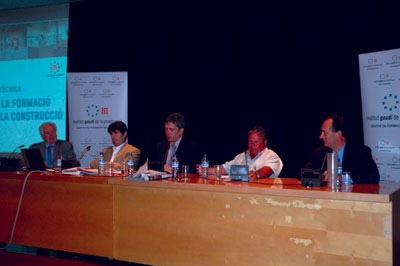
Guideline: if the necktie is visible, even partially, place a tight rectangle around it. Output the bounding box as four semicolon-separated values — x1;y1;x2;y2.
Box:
46;145;53;168
172;144;176;156
167;144;176;166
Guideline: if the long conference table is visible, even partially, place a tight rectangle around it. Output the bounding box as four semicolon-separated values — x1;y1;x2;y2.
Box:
0;171;399;266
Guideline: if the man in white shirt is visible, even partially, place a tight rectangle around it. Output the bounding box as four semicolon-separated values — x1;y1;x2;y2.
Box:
90;121;141;170
198;126;283;180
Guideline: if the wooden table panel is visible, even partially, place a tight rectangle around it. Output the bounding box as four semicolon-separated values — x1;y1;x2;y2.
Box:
1;172;399;265
0;173;114;257
0;178;24;242
113;183;393;266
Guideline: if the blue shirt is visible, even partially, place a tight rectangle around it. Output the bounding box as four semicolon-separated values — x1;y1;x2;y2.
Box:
337;143;346;164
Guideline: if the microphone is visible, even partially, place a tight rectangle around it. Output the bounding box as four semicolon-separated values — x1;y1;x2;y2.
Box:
77;146;91;162
9;144;25;159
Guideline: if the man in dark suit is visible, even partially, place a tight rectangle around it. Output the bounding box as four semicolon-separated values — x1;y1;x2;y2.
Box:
30;122;77;168
304;115;379;184
153;113;201;173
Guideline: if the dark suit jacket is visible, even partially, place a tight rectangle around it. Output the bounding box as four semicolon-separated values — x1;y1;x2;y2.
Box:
304;142;380;184
153;136;201;173
30;140;77;167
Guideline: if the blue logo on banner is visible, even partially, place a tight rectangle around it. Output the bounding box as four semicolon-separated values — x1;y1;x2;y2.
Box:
382;94;399;111
86;104;100;117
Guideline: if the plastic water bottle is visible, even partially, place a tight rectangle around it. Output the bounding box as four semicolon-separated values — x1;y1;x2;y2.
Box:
201;154;209;179
126;152;134;176
55;158;62;172
98;152;105;176
337;165;343;187
171;154;179;179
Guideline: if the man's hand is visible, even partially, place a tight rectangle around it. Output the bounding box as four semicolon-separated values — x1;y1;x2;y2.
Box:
321;170;328;181
164;164;172;173
196;164;202;175
248;170;258;181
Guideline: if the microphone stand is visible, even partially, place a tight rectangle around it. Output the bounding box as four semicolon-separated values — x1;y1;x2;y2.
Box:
77;146;91;166
9;145;25;159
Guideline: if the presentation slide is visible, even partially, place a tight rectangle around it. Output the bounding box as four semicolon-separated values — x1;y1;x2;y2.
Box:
0;4;69;154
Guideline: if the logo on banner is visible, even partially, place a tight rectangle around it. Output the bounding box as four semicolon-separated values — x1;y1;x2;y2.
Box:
376;138;397;153
86;104;100;117
109;76;124;85
382;94;399;111
386;54;400;67
379;139;389;146
362;57;382;70
89;76;105;85
85;104;109;117
379;73;389;79
375;73;395;85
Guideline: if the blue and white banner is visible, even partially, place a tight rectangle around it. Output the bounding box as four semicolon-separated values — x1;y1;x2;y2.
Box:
359;48;400;182
67;72;128;167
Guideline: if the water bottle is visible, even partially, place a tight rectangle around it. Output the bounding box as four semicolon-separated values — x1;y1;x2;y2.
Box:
98;152;105;176
55;158;62;172
201;154;209;179
171;154;179;179
126;152;134;176
337;165;343;188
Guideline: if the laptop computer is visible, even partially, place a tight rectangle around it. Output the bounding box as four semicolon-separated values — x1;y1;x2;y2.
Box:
21;148;46;171
148;161;164;172
62;159;78;169
230;165;249;181
300;168;327;187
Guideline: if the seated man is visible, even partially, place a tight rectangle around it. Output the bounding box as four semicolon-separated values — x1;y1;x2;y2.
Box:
90;121;141;170
304;114;380;184
30;122;77;168
151;113;201;173
198;126;283;180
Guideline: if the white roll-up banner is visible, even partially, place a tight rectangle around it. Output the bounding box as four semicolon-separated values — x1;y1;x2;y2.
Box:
67;72;128;167
359;48;400;182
